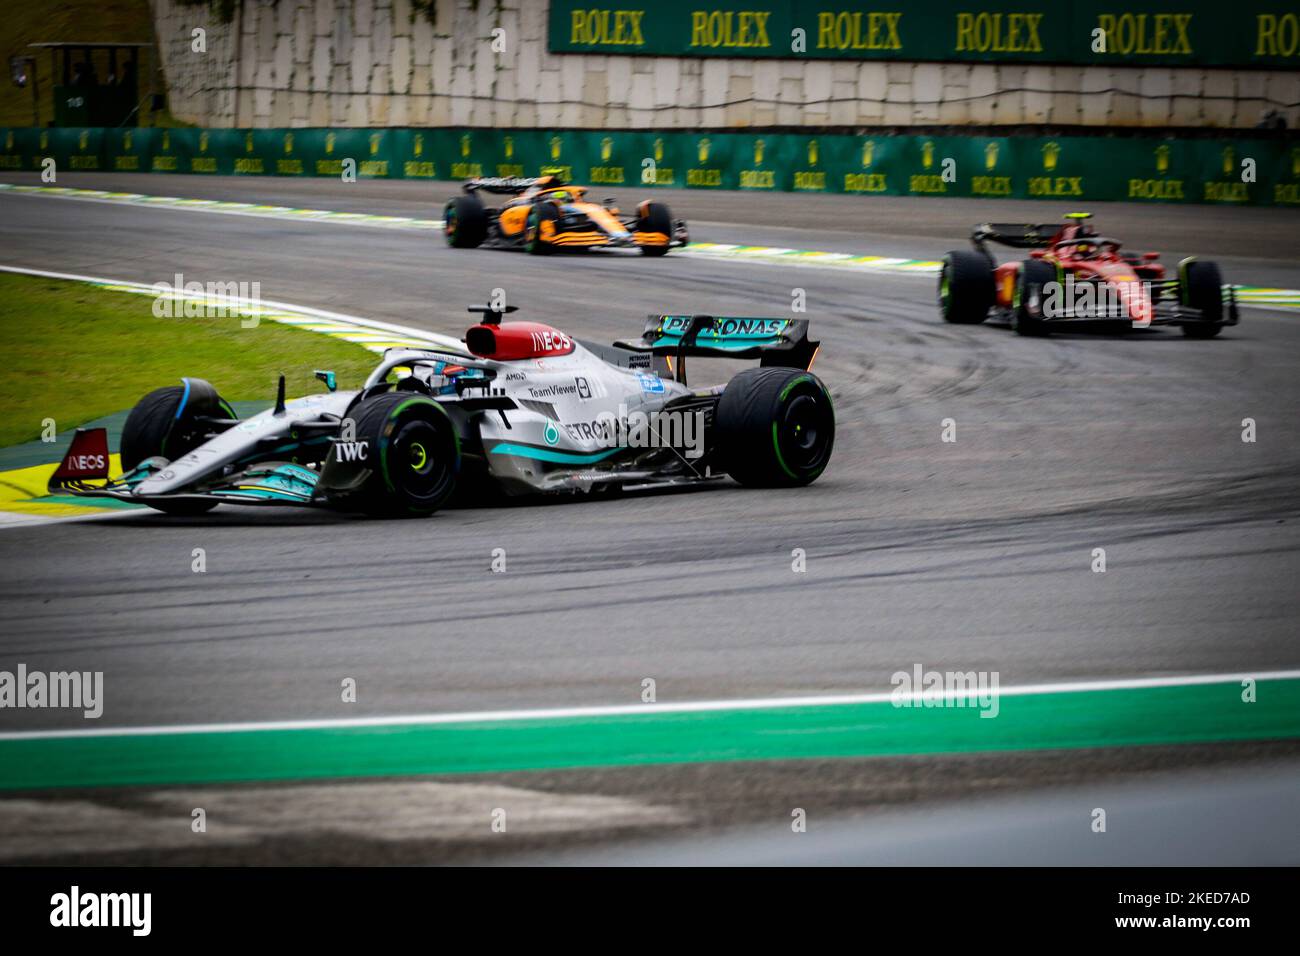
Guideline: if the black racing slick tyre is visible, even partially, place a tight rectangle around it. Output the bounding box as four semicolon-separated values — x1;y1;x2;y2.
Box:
444;194;487;248
120;380;235;515
525;202;558;255
345;392;460;517
715;368;834;488
1180;260;1225;338
1013;259;1056;337
636;201;673;257
939;250;994;324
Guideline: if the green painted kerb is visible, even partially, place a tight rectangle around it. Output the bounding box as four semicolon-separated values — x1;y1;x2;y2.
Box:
1;678;1297;791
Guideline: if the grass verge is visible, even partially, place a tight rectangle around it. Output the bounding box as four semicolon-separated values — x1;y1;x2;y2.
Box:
0;272;378;447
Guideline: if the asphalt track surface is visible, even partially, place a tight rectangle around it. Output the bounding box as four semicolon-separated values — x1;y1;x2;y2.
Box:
0;171;1298;864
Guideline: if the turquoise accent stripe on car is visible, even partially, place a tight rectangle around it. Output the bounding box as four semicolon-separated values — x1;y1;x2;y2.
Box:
652;338;772;350
175;377;192;420
277;463;320;484
486;442;621;465
223;487;312;501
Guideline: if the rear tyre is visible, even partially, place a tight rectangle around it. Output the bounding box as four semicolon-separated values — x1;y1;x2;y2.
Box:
636;201;673;257
120;381;235;515
525;203;558;255
1180;260;1224;338
1013;259;1055;337
939;250;994;324
715;368;834;488
345;392;460;517
444;194;487;248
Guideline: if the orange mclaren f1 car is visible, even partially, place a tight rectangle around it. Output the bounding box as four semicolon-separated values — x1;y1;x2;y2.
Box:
443;176;688;256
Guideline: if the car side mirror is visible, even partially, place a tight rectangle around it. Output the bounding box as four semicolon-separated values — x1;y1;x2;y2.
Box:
315;369;337;392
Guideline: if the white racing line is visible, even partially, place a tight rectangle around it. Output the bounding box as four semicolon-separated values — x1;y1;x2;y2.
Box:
2;668;1297;741
0;263;463;353
0;183;444;230
5;182;1296;304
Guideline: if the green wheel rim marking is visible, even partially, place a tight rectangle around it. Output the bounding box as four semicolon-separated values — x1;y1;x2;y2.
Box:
778;374;811;402
773;375;832;480
774;378;810;480
376;397;460;497
771;420;796;479
410;441;427;471
381;397;434;494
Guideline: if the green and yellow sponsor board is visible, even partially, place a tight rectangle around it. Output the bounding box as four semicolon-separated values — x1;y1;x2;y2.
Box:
1;126;1297;207
13;128;110;172
549;1;1300;68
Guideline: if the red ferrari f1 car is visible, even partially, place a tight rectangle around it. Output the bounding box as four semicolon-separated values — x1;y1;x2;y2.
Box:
939;213;1238;337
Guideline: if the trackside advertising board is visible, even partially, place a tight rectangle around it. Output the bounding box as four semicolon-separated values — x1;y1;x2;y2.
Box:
549;1;1300;68
2;127;1298;206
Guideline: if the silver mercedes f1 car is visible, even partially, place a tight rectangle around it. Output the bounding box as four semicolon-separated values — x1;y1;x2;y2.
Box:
50;305;834;517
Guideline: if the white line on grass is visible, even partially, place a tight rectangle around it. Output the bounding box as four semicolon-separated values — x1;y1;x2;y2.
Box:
0;263;465;352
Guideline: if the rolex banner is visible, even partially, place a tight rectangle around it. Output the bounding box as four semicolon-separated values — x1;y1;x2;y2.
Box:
549;1;1300;68
1;127;1297;206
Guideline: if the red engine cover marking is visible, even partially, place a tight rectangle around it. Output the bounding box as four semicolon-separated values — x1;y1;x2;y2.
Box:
466;321;575;360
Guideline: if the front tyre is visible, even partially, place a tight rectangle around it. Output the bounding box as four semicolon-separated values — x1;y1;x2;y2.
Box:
345;392;460;517
636;201;673;257
121;380;235;515
715;368;834;487
525;203;558;255
444;194;487;248
939;250;994;324
1180;260;1224;338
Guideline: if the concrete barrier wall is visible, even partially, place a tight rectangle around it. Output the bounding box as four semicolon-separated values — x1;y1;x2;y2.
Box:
150;0;1300;130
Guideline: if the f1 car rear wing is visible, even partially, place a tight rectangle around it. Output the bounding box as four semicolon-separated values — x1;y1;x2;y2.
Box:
614;315;819;384
972;223;1061;249
462;176;562;195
